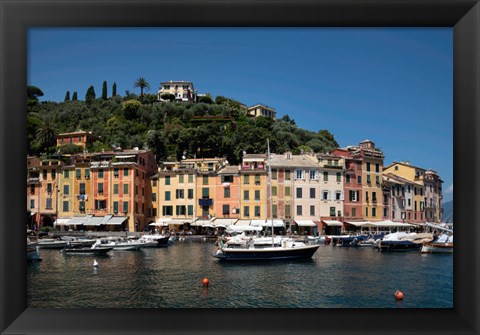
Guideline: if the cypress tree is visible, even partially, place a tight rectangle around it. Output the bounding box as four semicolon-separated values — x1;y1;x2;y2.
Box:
72;91;78;101
64;91;70;101
85;85;96;105
102;81;108;100
112;82;117;97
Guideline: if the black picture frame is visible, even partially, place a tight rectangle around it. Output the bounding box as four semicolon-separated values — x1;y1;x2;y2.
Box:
1;0;479;334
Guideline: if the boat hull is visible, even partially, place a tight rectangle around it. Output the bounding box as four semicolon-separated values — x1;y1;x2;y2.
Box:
36;241;68;249
378;240;422;252
421;243;453;254
214;245;320;261
61;246;113;255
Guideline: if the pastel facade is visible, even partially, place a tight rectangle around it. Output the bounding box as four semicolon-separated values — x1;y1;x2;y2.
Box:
383;173;410;222
317;154;345;219
57;165;76;221
155;161;197;228
332;148;363;221
247;104;276;119
37;159;62;226
383;161;432;224
268;152;295;225
351;140;385;221
56;130;99;149
423;170;443;222
183;158;227;220
215;166;241;219
27;140;445;234
239;154;268;220
158;80;197;102
27;156;42;229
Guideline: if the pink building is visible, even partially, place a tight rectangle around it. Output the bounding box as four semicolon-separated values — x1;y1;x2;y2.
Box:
331;148;363;222
214;165;241;221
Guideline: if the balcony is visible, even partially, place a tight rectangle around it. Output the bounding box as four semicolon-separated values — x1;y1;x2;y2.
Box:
199;198;213;206
241;164;265;171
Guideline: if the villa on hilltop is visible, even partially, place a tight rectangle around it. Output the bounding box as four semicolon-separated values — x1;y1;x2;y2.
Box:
157;80;277;120
157;80;197;102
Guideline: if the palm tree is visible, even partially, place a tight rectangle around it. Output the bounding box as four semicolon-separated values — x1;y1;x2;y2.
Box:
36;121;57;156
133;77;150;97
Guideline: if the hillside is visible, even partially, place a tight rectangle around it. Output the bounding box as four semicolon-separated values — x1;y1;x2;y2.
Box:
27;88;339;164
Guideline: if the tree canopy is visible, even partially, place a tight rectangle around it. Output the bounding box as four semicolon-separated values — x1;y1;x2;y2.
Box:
27;88;339;162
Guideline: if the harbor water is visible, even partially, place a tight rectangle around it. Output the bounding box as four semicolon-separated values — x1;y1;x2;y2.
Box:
27;241;453;308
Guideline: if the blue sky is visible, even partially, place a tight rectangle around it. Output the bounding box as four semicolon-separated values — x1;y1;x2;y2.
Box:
28;28;453;202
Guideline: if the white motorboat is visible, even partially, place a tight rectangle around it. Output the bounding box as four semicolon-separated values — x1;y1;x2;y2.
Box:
36;239;68;249
421;233;453;254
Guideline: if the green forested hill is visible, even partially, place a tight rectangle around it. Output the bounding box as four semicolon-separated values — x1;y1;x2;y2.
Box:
27;88;339;164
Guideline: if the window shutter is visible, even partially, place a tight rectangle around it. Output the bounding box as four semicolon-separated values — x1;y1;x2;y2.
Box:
327;191;331;200
340;191;344;201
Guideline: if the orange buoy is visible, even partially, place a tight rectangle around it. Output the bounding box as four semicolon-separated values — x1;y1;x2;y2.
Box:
202;277;209;287
394;290;404;301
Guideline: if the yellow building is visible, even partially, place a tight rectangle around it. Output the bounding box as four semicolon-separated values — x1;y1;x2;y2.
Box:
383;161;434;223
239;154;268;220
71;154;94;217
37;159;63;227
27;156;42;229
56;164;76;227
154;161;197;231
247;104;276;119
157;80;197;102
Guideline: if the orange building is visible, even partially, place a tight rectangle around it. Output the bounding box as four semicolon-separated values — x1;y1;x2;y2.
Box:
56;130;100;149
29;158;63;228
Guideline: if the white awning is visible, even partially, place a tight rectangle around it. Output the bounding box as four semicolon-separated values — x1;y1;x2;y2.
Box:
68;217;87;225
251;219;285;227
156;218;172;226
107;216;128;225
345;221;374;227
213;218;237;226
101;215;113;225
54;218;71;225
83;216;105;226
370;220;412;227
235;220;251;226
115;155;136;159
295;220;316;227
226;225;263;233
191;218;212;227
322;220;343;227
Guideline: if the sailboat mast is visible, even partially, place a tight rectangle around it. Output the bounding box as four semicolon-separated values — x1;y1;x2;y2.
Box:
267;139;274;247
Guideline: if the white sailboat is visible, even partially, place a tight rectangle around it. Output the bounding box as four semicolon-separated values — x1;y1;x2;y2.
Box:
214;140;320;261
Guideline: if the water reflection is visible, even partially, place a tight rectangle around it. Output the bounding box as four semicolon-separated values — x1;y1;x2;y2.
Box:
27;242;452;308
